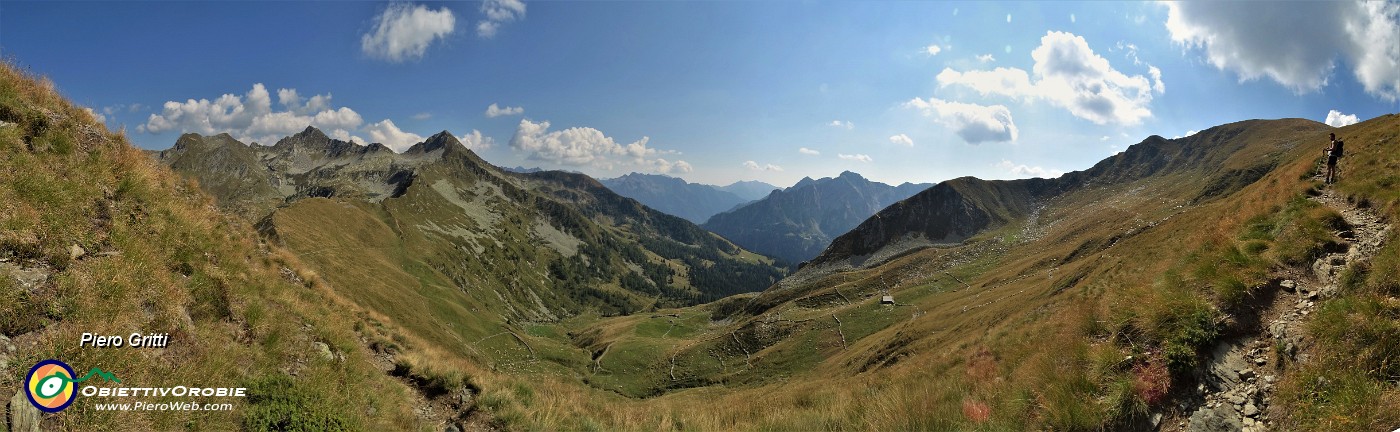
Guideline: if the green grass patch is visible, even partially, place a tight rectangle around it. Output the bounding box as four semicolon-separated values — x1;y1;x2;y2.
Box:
242;374;356;432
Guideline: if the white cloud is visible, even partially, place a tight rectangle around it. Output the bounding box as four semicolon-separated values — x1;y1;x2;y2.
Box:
798;147;821;156
925;44;943;56
361;3;456;63
1070;13;1076;23
936;31;1157;125
509;119;684;171
648;159;693;174
411;112;432;120
82;107;106;124
1171;129;1200;139
363;119;425;152
838;153;873;163
276;88;333;114
828;120;854;130
1164;1;1400;99
1006;14;1012;23
1116;41;1142;65
743;160;783;171
477;0;526;38
1148;65;1165;93
996;160;1063;178
101;103;146;116
456;129;496;150
140;83;369;145
1324;110;1360;127
976;54;996;63
888;134;914;147
485;103;524;118
904;97;1018;144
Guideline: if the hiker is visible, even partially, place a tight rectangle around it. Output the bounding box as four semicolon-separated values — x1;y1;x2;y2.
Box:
1325;133;1344;184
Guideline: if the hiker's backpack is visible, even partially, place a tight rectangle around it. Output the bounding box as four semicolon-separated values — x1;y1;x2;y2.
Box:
1333;140;1345;157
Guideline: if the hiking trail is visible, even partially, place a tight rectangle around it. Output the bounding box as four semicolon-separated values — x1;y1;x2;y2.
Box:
1178;188;1391;432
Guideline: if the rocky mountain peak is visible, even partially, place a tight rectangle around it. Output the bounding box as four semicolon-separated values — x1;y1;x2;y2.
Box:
406;130;463;155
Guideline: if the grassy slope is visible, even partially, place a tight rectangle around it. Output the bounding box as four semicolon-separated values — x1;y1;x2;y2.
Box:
1271;114;1400;431
0;64;429;430
23;45;1392;431
471;116;1400;431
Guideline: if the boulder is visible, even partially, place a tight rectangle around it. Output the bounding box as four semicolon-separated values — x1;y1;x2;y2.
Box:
9;388;40;432
314;342;334;361
1188;404;1244;432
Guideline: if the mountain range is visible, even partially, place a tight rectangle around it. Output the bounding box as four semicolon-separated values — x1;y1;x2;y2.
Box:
598;173;775;224
6;62;1399;431
702;171;930;264
158;126;786;320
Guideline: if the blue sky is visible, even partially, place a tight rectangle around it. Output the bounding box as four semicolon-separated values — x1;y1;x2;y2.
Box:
3;1;1396;187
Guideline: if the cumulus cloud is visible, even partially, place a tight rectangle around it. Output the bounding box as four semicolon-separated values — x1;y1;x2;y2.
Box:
361;3;457;63
743;160;783;171
925;44;943;56
1164;1;1400;99
477;0;526;38
140;83;368;145
828;120;854;130
936;31;1158;125
363;119;425;152
888;133;914;147
997;160;1063;178
648;159;693;174
485;103;524;118
1171;129;1200;139
82;107;106;124
1324;110;1360;127
509;119;685;172
904;97;1018;144
456;129;496;150
976;54;996;63
838;153;873;163
798;147;821;156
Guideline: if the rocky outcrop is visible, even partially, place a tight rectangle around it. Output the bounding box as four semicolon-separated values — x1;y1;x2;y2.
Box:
8;388;39;432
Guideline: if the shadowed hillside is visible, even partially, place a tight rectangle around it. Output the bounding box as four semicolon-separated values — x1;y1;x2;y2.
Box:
599;173;756;224
703;171;930;264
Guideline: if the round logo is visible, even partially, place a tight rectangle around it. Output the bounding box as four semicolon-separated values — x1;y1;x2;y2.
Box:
25;359;77;413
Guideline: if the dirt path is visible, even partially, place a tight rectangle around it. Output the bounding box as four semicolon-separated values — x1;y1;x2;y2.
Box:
1179;189;1390;432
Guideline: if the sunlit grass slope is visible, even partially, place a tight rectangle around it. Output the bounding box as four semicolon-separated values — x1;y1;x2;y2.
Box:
470;116;1399;431
0;63;424;430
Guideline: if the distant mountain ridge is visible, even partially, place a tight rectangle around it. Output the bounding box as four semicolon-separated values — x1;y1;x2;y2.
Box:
702;171;931;263
718;180;781;201
599;173;773;224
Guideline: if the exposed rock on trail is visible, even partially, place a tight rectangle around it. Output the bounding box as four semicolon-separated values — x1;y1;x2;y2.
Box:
1182;188;1390;432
